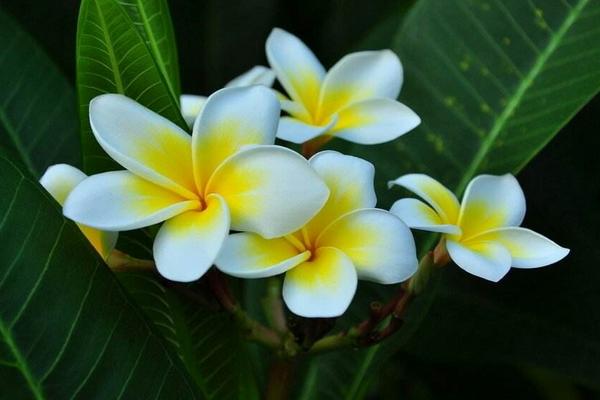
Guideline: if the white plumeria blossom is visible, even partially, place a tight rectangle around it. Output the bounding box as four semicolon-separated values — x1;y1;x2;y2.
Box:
40;164;118;259
389;174;569;282
217;151;418;318
63;86;329;282
265;28;421;145
180;66;276;127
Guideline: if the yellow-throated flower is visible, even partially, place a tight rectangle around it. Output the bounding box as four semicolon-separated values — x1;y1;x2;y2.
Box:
216;151;417;317
40;164;118;259
266;28;420;145
389;174;569;282
64;86;329;282
180;66;275;127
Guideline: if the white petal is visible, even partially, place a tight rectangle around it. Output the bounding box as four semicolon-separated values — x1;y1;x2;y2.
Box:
389;174;460;224
153;194;230;282
319;50;403;115
283;247;357;318
330;98;420;145
276;115;337;144
459;174;526;239
207;145;329;238
216;233;310;278
470;227;569;269
192;86;280;190
317;209;417;284
40;164;118;258
89;94;196;198
40;164;87;205
180;95;208;128
390;198;461;234
446;240;512;282
266;28;325;113
225;65;276;88
305;151;376;239
63;171;199;231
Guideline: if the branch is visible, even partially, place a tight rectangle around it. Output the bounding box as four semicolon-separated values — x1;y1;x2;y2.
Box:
309;249;444;354
207;269;299;355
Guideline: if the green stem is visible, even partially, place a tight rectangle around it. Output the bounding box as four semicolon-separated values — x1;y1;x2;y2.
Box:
408;251;436;294
106;250;155;272
232;307;282;349
263;276;288;334
207;270;299;355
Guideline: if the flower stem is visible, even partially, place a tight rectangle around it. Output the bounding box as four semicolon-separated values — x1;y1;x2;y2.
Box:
106;250;155;272
207;269;299;354
263;277;288;334
265;358;296;400
308;250;442;354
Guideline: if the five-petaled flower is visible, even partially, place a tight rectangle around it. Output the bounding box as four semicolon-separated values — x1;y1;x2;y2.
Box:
389;174;569;282
40;164;118;259
180;65;275;127
63;86;329;282
216;151;418;317
266;28;420;145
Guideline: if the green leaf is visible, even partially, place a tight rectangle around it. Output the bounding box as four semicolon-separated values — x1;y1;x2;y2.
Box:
316;0;600;397
337;0;600;206
76;0;185;174
117;273;262;400
399;98;600;390
0;153;199;399
0;9;80;177
115;235;261;400
116;0;181;104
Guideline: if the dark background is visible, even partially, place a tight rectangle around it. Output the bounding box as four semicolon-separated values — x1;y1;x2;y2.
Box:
3;0;599;398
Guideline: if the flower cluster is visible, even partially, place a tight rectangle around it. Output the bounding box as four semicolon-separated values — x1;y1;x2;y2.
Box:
40;28;568;318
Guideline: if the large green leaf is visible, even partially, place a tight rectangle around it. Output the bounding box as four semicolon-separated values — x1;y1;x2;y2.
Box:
339;0;600;206
115;235;261;400
0;9;80;177
76;0;185;174
398;96;600;391
0;153;199;399
310;0;600;397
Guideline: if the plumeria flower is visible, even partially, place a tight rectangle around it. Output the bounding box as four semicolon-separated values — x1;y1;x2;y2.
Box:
40;164;118;259
63;86;329;282
180;66;275;127
389;174;569;282
266;28;420;145
217;151;418;317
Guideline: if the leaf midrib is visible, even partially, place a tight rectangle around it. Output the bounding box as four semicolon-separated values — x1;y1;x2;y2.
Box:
134;0;178;105
0;319;45;400
94;0;125;93
454;0;589;195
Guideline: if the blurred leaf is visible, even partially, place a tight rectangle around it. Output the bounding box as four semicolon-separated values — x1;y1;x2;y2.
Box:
76;0;185;174
0;9;79;177
0;153;199;399
316;0;600;397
